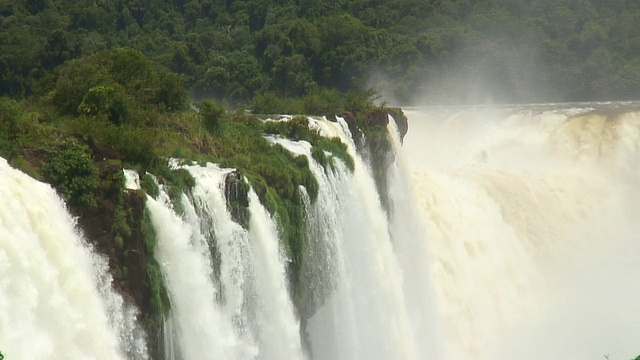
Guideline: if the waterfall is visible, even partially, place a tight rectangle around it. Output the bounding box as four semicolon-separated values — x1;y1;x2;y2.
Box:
146;163;305;359
5;104;638;360
271;117;422;360
404;106;640;360
0;157;146;359
386;116;441;358
146;178;247;360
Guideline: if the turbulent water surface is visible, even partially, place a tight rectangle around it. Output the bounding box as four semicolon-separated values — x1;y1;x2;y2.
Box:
404;103;640;360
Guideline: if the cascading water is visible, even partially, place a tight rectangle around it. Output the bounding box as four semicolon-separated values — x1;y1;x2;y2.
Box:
403;105;640;360
386;117;441;358
0;158;147;359
270;117;424;360
146;163;305;360
5;103;638;360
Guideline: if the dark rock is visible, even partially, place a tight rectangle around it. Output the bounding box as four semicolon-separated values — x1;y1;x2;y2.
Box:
337;111;354;123
224;170;250;227
365;108;389;127
337;111;363;141
386;108;409;142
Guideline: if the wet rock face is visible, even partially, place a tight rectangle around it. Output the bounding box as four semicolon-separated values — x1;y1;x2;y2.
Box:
337;111;363;140
224;170;250;228
387;108;409;141
365;108;390;127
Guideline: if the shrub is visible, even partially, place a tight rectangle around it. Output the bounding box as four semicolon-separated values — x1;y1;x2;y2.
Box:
77;85;131;125
198;100;227;134
141;174;160;199
41;140;98;210
0;98;22;159
50;48;187;116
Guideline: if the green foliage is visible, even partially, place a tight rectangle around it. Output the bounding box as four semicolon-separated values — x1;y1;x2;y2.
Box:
145;259;170;318
314;137;354;172
141;209;157;255
264;116;314;142
224;172;251;228
251;88;375;117
67;117;157;165
141;174;160;199
264;115;354;172
50;49;187;118
0;97;22;159
113;206;132;239
77;85;130;125
198;100;228;134
5;0;640;103
41;140;98;211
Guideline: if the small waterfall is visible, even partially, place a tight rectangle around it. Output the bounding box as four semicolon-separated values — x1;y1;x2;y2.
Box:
146;175;253;359
244;189;306;359
0;157;146;359
147;163;305;359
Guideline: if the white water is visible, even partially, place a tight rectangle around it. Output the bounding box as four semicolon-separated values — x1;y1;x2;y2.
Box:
0;158;146;359
146;163;305;359
404;107;640;359
386;117;442;358
7;105;637;360
272;117;424;360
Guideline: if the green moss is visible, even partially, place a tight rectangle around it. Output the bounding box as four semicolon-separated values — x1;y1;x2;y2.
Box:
264;115;354;174
145;259;170;319
152;167;195;215
140;201;170;325
314;137;354;172
141;208;157;254
141;174;160;199
113;207;132;238
224;172;251;228
114;235;124;250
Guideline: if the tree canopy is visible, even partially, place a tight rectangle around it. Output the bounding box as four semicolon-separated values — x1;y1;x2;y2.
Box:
1;0;640;104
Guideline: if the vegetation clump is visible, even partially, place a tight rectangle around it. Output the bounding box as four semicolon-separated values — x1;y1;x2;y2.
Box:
41;140;99;211
264;115;355;172
224;171;251;228
51;48;187;116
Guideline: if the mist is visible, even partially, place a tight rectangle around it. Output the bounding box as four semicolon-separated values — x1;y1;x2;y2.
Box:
369;34;555;107
402;107;640;360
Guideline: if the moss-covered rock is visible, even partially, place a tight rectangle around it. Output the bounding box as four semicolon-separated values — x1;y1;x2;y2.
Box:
224;170;251;228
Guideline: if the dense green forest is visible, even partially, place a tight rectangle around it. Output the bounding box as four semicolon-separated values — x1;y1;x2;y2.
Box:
2;0;640;105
